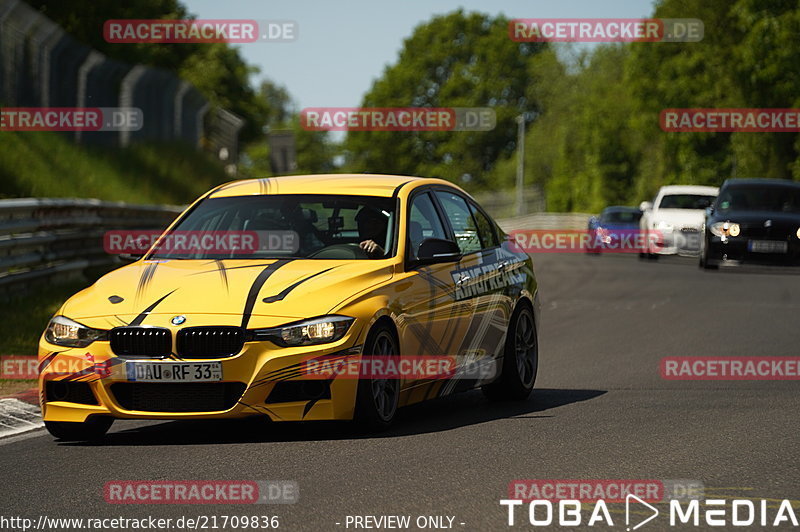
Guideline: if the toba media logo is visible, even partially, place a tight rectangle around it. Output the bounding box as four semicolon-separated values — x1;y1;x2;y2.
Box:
501;479;799;529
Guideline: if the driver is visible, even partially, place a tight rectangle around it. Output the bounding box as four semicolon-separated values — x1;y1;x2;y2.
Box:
355;206;389;258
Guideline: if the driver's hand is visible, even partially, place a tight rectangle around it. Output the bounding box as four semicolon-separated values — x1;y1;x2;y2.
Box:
359;240;384;256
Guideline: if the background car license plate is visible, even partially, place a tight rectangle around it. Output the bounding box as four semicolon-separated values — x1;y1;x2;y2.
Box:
748;240;788;253
126;361;222;382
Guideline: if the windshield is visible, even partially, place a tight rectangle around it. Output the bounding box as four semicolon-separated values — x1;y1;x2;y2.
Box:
717;185;800;213
149;194;397;260
657;194;715;210
600;210;641;224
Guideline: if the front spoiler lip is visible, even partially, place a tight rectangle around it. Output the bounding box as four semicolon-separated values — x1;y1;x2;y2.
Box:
707;239;800;267
39;334;365;423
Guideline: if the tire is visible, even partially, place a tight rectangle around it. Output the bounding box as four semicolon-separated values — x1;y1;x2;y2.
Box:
700;247;718;270
640;231;659;260
44;416;113;441
354;324;400;431
482;305;538;401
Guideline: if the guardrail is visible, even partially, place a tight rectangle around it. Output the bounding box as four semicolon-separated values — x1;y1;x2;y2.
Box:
0;200;593;298
498;212;592;232
0;198;182;298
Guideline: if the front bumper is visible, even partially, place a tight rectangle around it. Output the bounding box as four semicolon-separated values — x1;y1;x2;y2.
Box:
706;237;800;267
38;334;365;424
650;228;703;256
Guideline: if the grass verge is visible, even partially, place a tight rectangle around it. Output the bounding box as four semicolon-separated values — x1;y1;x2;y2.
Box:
0;267;113;357
0;131;229;204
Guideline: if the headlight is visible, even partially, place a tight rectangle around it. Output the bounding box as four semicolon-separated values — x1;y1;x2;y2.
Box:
710;222;740;237
655;220;673;231
44;316;108;348
252;315;354;347
796;227;800;240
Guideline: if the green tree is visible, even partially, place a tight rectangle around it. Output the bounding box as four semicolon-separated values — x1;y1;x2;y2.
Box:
179;44;268;142
343;10;548;190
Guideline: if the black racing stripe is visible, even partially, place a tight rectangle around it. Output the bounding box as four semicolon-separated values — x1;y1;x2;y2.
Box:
259;178;272;194
63;367;97;380
251;352;355;386
262;268;334;303
130;289;177;326
188;262;275;276
236;399;284;421
240;260;292;329
251;356;335;385
135;262;159;299
250;347;361;387
38;351;62;373
214;260;229;292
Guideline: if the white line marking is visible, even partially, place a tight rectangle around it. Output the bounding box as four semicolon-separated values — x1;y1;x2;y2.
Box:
0;398;43;438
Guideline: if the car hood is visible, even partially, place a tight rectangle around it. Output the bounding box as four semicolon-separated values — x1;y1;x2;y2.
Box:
711;210;800;226
651;209;706;227
61;259;394;324
597;223;640;230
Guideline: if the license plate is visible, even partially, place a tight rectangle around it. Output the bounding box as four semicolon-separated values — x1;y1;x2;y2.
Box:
126;361;222;382
748;240;788;254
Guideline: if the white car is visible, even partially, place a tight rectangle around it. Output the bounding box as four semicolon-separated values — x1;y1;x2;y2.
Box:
639;185;719;258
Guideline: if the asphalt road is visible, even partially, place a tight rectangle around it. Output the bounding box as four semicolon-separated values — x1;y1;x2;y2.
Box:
2;253;799;531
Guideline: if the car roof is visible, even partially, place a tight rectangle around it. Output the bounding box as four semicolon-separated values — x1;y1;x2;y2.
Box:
602;206;640;213
207;174;461;198
721;178;800;189
658;185;719;195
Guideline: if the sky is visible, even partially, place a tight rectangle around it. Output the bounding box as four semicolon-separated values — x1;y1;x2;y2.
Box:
181;0;658;110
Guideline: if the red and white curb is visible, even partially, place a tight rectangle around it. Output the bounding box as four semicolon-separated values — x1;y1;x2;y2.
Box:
0;398;43;438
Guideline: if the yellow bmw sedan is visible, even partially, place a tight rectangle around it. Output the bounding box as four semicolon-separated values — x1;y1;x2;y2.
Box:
38;174;539;440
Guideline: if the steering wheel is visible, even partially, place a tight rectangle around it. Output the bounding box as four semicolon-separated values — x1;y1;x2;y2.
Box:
308;243;369;259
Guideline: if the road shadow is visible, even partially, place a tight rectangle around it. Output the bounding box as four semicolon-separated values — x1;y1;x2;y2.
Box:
707;265;800;276
61;388;606;447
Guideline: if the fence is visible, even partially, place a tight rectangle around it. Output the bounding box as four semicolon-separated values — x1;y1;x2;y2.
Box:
473;186;546;219
0;195;593;298
0;0;243;168
0;198;181;298
497;212;592;232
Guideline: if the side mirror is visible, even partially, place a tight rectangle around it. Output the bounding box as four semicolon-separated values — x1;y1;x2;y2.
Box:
705;205;715;217
588;216;599;229
639;201;653;212
118;253;143;263
414;238;461;266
